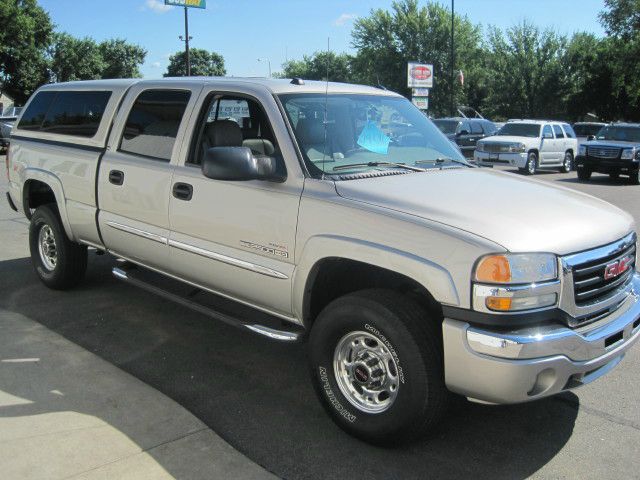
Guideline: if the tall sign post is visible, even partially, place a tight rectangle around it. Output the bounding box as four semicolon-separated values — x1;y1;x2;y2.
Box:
165;0;207;76
407;62;433;112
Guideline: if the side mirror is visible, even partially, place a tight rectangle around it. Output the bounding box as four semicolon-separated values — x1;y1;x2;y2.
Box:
587;135;596;141
202;147;285;182
458;130;470;136
542;132;553;139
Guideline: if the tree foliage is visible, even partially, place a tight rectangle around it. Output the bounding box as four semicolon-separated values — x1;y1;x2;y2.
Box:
0;0;53;104
99;39;147;79
278;52;353;83
165;49;226;77
49;33;105;83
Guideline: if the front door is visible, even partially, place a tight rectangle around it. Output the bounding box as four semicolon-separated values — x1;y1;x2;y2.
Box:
167;88;303;318
539;124;556;164
98;84;200;270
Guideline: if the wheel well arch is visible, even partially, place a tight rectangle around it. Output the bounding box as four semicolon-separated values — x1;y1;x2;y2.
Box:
302;257;442;328
23;179;57;219
528;148;539;156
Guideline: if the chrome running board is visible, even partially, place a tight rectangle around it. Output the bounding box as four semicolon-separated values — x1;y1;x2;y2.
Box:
112;265;301;342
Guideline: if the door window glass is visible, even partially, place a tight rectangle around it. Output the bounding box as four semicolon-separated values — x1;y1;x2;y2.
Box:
120;90;191;161
542;125;554;138
17;91;57;130
553;125;565;138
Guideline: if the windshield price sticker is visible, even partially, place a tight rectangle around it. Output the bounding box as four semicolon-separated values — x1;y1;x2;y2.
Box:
357;121;391;155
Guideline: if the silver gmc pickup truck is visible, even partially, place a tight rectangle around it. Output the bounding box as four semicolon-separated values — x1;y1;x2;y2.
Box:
5;78;640;444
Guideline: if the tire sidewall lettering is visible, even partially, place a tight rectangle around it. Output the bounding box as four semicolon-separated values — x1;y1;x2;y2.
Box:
364;323;405;384
318;366;357;423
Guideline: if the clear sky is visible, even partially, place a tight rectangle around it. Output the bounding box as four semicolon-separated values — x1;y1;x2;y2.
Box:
38;0;607;79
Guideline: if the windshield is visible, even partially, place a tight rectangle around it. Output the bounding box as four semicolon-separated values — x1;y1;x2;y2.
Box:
595;125;640;142
433;119;459;135
497;123;541;137
574;124;604;137
279;93;465;177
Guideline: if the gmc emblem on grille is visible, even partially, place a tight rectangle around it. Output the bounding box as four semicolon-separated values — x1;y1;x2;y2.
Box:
604;256;633;280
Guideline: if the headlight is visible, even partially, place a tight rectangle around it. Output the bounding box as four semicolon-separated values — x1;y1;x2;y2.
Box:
476;142;484;152
621;148;635;160
507;142;526;153
473;253;559;313
578;145;586;156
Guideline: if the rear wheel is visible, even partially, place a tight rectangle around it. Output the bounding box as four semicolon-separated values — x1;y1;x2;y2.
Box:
577;168;592;181
560;151;573;173
29;204;87;290
525;151;538;175
308;289;447;445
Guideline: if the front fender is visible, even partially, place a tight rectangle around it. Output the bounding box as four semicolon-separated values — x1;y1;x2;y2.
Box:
292;234;460;321
21;167;75;241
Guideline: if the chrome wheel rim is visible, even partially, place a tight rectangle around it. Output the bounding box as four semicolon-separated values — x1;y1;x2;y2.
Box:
333;331;400;414
38;225;57;271
528;155;536;174
564;153;571;172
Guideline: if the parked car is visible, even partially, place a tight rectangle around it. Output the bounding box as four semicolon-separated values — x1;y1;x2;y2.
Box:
433;117;497;158
0;115;17;151
6;79;640;444
575;123;640;184
574;121;607;148
2;106;22;117
474;120;577;174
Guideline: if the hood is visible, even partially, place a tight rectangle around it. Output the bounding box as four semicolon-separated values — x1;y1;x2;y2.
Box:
482;135;535;144
335;168;635;255
584;140;640;148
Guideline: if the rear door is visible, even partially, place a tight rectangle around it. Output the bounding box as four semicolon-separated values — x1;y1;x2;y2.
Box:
98;82;202;270
552;124;567;161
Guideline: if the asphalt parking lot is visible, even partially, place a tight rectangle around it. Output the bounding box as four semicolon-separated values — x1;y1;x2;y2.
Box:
1;162;639;480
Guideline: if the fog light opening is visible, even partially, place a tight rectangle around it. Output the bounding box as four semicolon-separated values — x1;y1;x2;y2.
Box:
527;368;557;397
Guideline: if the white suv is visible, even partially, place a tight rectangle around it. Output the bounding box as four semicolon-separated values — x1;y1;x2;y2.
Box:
474;120;578;174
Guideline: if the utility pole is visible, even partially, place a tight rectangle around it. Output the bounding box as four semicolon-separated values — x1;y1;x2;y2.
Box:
179;6;193;76
450;0;455;117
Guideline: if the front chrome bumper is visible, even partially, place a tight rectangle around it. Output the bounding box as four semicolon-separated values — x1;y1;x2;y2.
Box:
474;151;527;168
443;273;640;404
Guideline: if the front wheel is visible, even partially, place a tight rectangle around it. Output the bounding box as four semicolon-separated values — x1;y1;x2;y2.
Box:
308;289;447;445
577;168;592;181
525;151;538;175
29;204;88;290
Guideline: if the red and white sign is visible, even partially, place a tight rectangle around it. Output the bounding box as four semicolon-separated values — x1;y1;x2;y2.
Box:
407;62;433;88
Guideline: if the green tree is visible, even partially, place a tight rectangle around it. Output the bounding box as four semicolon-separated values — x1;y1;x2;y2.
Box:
0;0;53;104
49;33;104;83
278;52;354;83
165;49;226;77
350;0;485;116
99;39;147;79
482;22;567;119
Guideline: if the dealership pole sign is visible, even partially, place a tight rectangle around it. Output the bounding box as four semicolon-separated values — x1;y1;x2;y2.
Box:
165;0;206;8
407;62;433;88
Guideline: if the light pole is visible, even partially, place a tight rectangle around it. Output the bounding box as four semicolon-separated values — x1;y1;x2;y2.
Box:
179;7;193;76
450;0;455;117
257;58;271;78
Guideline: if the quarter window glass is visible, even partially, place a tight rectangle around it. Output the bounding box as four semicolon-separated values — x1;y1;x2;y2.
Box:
562;124;576;138
17;91;57;130
120;90;191;161
553;125;565;138
470;122;483;134
40;91;111;137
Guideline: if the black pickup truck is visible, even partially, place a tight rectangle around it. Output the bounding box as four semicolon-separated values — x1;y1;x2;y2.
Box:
575;123;640;184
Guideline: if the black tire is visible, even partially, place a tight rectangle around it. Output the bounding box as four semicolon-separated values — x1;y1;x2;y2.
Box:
559;151;573;173
629;169;640;185
29;204;87;290
308;289;447;445
577;168;592;181
525;151;538;175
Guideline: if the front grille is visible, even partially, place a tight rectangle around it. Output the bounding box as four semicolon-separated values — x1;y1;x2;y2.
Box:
483;143;510;153
572;242;636;306
587;146;620;159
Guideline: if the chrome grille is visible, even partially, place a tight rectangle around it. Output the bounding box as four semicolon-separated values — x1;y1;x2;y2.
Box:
572;242;635;305
560;233;637;327
587;146;620;159
482;143;511;153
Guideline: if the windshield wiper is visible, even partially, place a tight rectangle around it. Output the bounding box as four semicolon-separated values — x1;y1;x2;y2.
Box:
332;161;425;172
415;157;468;166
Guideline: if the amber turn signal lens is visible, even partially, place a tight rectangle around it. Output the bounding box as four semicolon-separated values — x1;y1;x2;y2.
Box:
485;297;512;311
475;255;511;283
